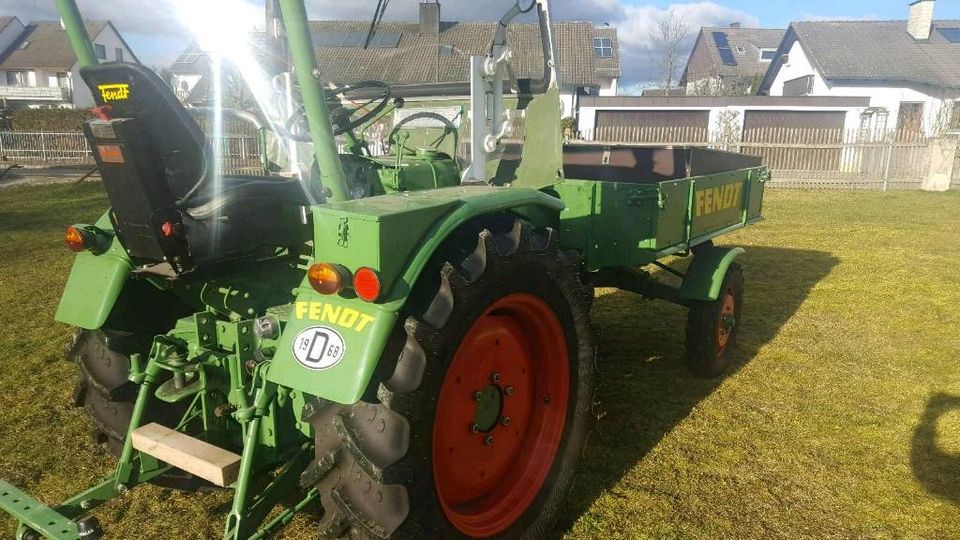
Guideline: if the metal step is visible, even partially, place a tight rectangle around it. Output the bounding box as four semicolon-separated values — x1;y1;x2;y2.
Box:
131;423;241;487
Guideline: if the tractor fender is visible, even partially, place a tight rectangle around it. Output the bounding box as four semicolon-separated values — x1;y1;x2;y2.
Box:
679;246;745;302
266;185;564;405
55;214;133;330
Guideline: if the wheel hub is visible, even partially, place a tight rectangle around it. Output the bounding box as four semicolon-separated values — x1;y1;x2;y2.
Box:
473;384;503;433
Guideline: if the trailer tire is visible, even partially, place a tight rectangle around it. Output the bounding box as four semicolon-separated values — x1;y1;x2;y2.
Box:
69;330;201;489
302;219;595;539
685;262;743;378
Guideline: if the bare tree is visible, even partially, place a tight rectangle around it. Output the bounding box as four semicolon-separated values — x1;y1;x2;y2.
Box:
652;11;688;91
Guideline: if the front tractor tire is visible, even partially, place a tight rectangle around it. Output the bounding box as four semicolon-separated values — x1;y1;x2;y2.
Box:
684;263;744;378
302;220;595;539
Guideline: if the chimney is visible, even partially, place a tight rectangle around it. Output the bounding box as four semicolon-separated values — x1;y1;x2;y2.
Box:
908;0;935;40
730;22;741;28
420;2;440;35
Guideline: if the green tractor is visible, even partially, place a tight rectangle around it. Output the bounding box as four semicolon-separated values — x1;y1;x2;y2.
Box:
0;0;768;538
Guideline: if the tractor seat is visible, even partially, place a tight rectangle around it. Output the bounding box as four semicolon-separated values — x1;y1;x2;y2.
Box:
80;62;312;274
185;176;319;220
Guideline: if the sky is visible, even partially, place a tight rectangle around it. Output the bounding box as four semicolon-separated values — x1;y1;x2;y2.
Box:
3;0;960;93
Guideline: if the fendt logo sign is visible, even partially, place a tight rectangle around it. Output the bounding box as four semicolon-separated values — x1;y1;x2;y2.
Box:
695;182;743;217
97;83;130;102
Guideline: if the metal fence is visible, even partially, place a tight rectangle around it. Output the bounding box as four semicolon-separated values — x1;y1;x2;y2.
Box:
0;130;264;176
573;126;948;190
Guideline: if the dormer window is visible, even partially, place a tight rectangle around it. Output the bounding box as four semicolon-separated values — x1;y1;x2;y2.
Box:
95;44;106;60
594;37;613;58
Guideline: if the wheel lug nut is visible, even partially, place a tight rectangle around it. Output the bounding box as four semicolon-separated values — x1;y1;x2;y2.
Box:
490;372;501;383
504;386;515;396
470;423;480;433
474;391;483;401
500;416;511;426
484;435;494;446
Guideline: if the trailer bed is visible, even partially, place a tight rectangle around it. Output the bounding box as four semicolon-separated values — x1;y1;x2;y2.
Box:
555;145;768;270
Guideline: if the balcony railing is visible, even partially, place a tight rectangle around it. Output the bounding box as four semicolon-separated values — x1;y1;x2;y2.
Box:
0;85;72;101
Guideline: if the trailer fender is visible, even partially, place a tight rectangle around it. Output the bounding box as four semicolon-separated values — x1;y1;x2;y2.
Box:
55;215;132;330
679;246;745;302
266;185;564;405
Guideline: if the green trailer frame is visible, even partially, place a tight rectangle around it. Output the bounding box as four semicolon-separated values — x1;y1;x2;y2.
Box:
0;1;768;538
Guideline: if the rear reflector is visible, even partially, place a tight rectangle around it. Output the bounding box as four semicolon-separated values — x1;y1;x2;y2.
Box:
97;144;124;164
353;267;382;302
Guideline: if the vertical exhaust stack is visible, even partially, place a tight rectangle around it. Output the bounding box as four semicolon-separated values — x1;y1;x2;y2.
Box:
908;0;935;41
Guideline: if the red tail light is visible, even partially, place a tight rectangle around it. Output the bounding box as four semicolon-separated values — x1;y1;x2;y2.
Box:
353;267;382;302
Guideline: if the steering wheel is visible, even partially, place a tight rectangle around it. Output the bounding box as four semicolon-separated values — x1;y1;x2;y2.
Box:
387;111;460;157
285;80;392;140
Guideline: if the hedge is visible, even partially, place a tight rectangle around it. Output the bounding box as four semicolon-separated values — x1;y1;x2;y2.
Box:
4;109;93;132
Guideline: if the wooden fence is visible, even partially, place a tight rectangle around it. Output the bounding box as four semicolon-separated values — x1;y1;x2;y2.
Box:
574;126;943;190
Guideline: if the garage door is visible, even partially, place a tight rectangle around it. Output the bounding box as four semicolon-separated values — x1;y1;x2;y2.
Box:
595;110;709;143
742;110;845;170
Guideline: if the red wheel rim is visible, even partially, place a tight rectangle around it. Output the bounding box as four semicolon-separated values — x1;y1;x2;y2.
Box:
432;293;570;538
716;286;737;353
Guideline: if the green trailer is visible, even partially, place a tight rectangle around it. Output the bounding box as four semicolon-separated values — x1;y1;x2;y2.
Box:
0;1;767;539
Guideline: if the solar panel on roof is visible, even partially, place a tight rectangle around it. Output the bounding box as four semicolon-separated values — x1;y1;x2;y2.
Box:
717;47;737;66
312;31;401;49
712;31;737;66
712;31;730;48
938;27;960;43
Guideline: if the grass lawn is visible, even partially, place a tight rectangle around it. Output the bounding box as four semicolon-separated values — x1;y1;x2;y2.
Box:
0;183;958;539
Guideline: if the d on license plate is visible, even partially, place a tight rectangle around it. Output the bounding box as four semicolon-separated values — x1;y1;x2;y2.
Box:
292;326;346;370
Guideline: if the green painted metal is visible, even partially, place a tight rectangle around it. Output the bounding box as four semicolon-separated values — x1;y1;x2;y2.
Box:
277;0;349;202
554;168;765;271
268;185;563;404
498;86;564;188
0;482;81;540
53;0;98;68
54;215;131;329
679;246;745;301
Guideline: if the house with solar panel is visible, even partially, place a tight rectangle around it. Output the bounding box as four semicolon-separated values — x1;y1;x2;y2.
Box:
0;18;137;109
759;0;960;136
169;3;621;120
680;24;785;96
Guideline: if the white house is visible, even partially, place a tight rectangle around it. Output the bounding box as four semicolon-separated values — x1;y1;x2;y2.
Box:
758;0;960;136
0;19;138;109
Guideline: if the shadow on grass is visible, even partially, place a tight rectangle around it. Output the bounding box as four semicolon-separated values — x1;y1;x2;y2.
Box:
911;393;960;503
0;183;106;236
555;246;839;536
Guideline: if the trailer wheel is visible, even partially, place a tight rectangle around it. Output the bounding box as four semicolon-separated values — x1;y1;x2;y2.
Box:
69;330;199;489
302;220;595;539
685;263;743;378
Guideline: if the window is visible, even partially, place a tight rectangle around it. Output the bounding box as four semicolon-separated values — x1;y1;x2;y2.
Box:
897;102;924;134
115;47;123;62
951;101;960;130
56;72;70;89
94;44;106;59
783;75;814;96
593;37;613;58
5;70;31;86
759;49;777;62
938;27;960;43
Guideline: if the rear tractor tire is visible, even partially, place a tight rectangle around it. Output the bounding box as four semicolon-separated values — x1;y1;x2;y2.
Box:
69;330;196;488
684;262;744;378
302;220;596;539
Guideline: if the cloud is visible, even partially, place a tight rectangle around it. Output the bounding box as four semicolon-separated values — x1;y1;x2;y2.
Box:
4;0;759;90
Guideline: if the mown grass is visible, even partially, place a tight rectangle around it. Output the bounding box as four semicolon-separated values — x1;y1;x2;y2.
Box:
0;183;958;539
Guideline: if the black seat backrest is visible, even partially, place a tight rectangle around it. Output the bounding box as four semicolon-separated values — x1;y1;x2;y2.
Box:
80;62;208;201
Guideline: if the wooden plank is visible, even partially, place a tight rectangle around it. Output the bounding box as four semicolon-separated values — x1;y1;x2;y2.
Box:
132;423;241;487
